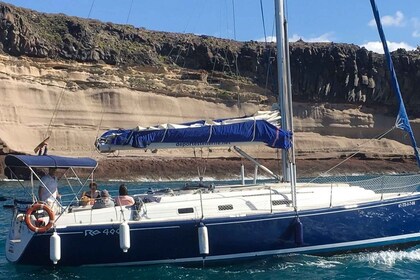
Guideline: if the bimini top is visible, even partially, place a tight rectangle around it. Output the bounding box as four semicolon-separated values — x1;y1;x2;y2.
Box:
5;155;97;168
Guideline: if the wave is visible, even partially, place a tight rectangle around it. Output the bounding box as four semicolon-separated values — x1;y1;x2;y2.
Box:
355;248;420;267
0;178;23;182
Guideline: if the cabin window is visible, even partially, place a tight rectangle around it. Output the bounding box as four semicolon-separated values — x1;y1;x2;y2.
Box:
218;204;233;211
272;200;289;206
178;207;194;214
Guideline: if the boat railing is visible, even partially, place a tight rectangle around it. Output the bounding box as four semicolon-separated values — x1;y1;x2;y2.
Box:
60;174;419;225
64;186;293;224
308;173;420;202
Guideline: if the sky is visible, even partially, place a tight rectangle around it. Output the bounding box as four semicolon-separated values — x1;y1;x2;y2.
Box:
2;0;419;54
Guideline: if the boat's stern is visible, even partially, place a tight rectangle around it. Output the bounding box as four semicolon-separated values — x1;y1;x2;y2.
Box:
5;211;34;263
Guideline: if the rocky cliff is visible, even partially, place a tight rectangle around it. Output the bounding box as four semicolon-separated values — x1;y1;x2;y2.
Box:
1;2;420;112
0;2;419;176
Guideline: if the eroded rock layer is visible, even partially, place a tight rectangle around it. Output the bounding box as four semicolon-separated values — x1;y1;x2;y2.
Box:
0;2;419;170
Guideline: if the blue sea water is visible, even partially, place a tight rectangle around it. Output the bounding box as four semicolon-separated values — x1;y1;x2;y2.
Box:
0;179;419;280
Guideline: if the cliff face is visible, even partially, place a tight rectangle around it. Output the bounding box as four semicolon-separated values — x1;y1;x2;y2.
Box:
0;2;419;164
1;2;420;114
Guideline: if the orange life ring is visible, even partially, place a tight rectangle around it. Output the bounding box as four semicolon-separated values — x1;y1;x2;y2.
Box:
24;203;55;233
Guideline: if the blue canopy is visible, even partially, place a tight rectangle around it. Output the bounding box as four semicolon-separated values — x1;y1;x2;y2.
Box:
5;155;97;168
97;118;292;151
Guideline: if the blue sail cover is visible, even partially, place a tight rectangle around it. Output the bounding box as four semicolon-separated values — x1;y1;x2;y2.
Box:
370;0;420;168
97;115;292;151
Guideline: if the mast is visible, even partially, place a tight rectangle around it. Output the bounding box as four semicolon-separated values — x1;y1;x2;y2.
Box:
275;0;297;207
274;0;289;181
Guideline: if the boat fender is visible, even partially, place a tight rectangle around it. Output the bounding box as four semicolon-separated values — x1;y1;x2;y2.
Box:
198;223;209;255
50;231;61;264
24;203;55;233
119;221;130;252
294;218;303;246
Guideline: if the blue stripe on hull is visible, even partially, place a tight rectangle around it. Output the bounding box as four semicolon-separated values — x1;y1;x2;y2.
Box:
16;195;420;266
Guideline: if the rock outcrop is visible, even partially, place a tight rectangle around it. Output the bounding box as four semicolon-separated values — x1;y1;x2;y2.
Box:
1;2;420;114
0;1;419;173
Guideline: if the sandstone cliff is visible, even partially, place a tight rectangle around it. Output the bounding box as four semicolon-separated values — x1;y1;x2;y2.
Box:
0;2;419;177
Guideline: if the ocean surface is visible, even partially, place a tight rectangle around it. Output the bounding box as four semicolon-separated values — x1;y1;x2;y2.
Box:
0;179;419;280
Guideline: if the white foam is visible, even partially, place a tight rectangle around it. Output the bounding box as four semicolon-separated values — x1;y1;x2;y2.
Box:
304;259;343;268
356;249;420;267
0;178;23;182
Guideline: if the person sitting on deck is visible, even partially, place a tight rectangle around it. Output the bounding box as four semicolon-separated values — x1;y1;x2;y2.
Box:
92;190;115;209
115;184;135;207
80;182;101;206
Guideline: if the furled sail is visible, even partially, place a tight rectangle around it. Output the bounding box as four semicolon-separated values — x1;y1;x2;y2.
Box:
96;111;292;152
369;0;420;168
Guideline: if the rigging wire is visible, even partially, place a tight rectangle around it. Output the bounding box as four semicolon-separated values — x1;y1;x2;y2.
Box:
166;0;204;65
263;8;276;97
231;0;240;76
45;86;66;139
182;45;192;68
87;0;96;18
126;0;134;24
194;148;209;181
44;0;98;148
172;0;207;66
209;3;224;80
259;0;268;44
217;0;232;75
306;126;398;184
172;0;204;65
167;2;207;67
231;0;237;41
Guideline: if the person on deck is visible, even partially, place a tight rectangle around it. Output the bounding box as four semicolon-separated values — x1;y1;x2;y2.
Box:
38;167;60;212
80;181;101;206
115;184;135;206
92;190;115;209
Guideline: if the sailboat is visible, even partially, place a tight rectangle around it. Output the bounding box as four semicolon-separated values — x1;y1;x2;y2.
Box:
4;0;420;266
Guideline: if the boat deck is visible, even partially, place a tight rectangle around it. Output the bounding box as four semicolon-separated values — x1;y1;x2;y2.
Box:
55;182;416;227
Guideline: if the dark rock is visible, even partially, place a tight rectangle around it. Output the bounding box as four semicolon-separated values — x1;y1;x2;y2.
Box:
1;2;420;116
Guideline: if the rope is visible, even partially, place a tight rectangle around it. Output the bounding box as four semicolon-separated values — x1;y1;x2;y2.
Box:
194;148;209;181
251;119;257;142
206;124;213;143
161;127;169;142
